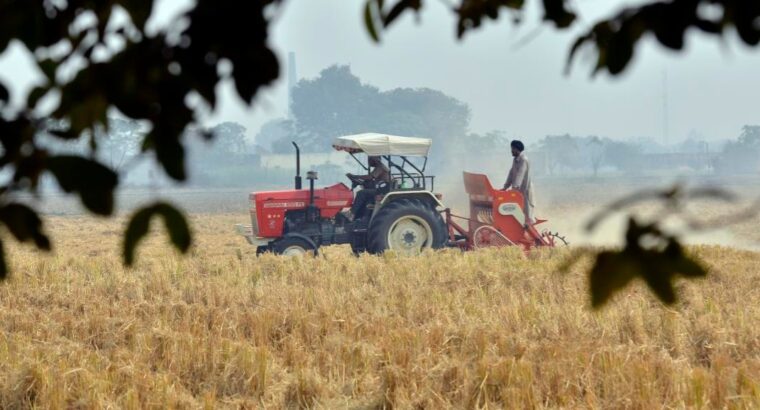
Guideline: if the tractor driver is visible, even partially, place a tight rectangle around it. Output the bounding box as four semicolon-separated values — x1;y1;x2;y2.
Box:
343;156;391;221
502;140;535;226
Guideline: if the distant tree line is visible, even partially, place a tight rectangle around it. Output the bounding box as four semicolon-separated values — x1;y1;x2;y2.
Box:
255;65;760;180
714;126;760;174
529;127;759;177
40;77;756;188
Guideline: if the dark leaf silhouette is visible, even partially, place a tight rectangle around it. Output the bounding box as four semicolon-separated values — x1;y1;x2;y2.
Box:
359;0;759;75
385;0;421;28
365;1;381;42
567;0;760;75
0;240;6;280
121;0;155;29
26;86;50;109
0;204;50;251
47;156;118;216
37;59;57;82
541;0;576;28
0;82;8;105
124;202;191;266
570;192;712;308
589;250;638;308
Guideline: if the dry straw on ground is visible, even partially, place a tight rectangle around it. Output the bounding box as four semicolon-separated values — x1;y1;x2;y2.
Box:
0;214;758;408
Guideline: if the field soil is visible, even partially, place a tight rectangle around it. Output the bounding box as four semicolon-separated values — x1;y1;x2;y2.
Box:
1;209;760;408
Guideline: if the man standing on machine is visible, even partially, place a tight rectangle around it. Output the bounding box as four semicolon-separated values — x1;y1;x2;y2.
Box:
502;140;535;226
343;156;391;220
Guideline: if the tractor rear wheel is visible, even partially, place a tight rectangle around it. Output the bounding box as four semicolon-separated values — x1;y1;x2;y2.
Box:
272;237;316;257
367;198;446;255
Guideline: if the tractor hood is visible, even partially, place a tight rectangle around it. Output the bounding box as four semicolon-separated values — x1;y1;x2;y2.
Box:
332;133;432;157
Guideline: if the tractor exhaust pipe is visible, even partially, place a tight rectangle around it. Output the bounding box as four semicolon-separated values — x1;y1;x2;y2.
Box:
292;141;302;190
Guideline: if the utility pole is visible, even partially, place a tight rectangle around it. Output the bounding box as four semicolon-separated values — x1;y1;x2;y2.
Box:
662;69;669;150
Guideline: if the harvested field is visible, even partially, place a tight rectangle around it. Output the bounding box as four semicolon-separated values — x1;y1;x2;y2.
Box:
1;213;759;408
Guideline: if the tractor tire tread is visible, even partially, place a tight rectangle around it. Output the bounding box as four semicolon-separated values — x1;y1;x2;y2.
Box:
366;198;447;254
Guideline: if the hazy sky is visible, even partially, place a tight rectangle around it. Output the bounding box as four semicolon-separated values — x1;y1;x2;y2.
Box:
1;0;758;145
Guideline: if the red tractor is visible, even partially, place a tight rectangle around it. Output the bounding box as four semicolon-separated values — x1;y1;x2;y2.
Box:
236;134;448;256
236;133;566;256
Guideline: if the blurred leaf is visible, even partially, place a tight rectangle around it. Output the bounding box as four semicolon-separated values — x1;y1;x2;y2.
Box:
587;218;708;308
53;60;111;138
365;1;380;42
640;265;677;304
121;0;156;29
542;0;576;28
383;0;421;27
0;239;6;280
653;5;687;50
37;59;58;82
0;82;8;105
567;0;760;75
0;203;50;251
47;155;118;215
26;86;50;109
232;47;280;104
606;31;634;75
124;202;191;266
589;251;638;308
144;124;188;181
735;1;760;46
96;5;114;39
456;0;525;38
182;1;279;105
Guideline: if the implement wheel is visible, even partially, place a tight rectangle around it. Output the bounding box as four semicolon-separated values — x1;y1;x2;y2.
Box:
367;198;446;255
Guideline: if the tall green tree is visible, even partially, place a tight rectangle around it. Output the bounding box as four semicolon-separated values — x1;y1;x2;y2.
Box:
288;65;470;152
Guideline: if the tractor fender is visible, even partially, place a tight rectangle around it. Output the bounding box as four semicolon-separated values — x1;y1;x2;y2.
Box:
379;190;444;209
280;233;319;254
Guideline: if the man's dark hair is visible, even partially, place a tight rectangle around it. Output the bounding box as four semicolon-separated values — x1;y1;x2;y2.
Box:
511;140;525;152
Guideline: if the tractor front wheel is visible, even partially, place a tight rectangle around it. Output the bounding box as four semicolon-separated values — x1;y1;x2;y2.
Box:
272;237;316;257
367;199;446;255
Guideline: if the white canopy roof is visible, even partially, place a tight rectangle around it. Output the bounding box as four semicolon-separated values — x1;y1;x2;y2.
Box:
332;133;432;157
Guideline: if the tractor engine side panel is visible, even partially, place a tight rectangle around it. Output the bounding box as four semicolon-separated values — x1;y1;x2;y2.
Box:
251;183;353;238
282;209;352;247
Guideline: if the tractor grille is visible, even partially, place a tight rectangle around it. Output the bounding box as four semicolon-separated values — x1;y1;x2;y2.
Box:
250;201;260;236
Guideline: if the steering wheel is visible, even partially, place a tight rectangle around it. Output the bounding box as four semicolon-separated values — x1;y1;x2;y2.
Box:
347;174;364;190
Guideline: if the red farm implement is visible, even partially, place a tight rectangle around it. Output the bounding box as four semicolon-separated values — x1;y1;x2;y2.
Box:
445;172;567;251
